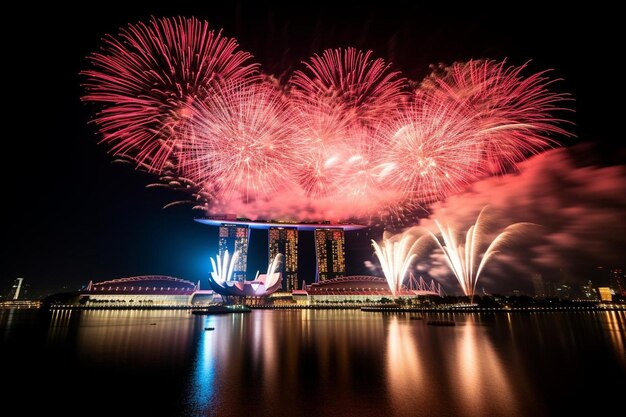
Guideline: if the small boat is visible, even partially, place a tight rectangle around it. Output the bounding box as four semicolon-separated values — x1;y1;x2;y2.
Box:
226;304;252;313
427;320;455;326
149;323;157;326
192;305;252;315
204;327;215;331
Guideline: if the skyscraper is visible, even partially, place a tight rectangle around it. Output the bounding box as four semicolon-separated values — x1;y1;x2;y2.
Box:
196;218;367;288
610;268;626;296
218;224;249;281
268;226;298;291
598;287;613;302
315;228;346;282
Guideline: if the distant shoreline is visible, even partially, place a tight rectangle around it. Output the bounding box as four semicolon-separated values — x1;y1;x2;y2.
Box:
16;304;625;313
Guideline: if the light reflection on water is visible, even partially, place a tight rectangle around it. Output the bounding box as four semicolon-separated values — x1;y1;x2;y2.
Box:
454;317;516;417
385;318;423;415
190;317;217;414
73;310;195;367
605;310;626;367
2;309;625;417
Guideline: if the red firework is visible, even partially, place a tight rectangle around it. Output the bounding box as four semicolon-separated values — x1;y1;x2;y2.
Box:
416;60;571;173
289;48;407;125
290;99;355;198
180;81;300;202
82;16;258;172
83;19;571;222
289;48;406;200
376;100;483;203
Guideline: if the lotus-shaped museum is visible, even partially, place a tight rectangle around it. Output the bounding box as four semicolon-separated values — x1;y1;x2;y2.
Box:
208;251;283;297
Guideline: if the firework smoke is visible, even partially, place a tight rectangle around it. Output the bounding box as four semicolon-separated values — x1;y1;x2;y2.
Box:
418;146;626;292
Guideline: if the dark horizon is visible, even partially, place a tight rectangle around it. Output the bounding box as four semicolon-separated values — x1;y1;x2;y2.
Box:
3;3;624;297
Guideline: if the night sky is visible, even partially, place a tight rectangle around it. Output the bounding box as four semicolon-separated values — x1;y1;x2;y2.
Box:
3;3;622;297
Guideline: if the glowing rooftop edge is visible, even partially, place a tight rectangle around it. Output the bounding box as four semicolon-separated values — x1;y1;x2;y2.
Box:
194;218;367;231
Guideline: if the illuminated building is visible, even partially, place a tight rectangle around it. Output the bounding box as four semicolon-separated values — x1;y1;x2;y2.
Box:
300;276;440;304
49;276;215;307
218;224;250;281
610;268;626;296
195;218;366;282
269;227;298;291
581;280;598;300
315;228;346;282
598;287;613;302
555;283;572;300
196;219;365;285
208;253;283;298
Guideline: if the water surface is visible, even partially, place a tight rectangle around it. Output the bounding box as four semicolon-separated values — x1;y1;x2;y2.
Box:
2;309;624;416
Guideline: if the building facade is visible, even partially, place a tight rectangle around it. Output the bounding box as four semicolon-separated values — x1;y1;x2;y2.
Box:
610;268;626;296
314;228;346;282
598;287;613;302
301;276;439;304
218;224;250;281
268;226;298;291
196;219;366;286
76;276;214;306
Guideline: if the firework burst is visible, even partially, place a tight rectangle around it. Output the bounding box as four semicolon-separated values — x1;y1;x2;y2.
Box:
181;81;300;203
83;16;258;171
376;100;483;203
417;60;571;173
290;100;355;198
83;19;571;222
289;48;407;125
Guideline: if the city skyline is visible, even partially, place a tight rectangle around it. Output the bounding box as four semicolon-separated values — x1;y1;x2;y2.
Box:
2;3;624;298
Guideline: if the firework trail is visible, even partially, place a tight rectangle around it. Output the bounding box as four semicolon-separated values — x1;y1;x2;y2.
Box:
210;250;239;287
429;207;531;301
83;16;258;171
372;229;434;295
